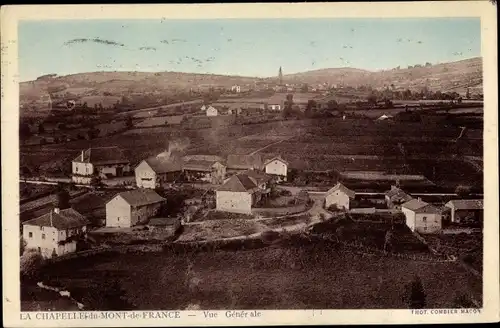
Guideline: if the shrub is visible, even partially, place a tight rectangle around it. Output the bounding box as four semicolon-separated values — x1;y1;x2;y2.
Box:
20;250;45;282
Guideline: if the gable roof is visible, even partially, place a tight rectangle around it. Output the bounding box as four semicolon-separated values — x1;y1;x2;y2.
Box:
445;199;483;210
217;174;259;193
402;199;441;214
227;154;263;170
143;156;183;174
385;187;413;202
325;183;356;199
264;156;289;166
114;189;165;207
183;160;222;172
73;147;129;166
23;208;90;230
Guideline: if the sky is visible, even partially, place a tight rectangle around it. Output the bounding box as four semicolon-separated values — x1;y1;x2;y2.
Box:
18;18;481;82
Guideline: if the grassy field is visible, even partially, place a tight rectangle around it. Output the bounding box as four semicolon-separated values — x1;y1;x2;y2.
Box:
33;239;482;310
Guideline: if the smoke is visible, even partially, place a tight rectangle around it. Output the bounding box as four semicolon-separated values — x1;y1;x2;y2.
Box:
156;137;191;159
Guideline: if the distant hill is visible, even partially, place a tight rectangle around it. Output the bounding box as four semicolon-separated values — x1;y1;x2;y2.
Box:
20;57;482;115
283;57;482;93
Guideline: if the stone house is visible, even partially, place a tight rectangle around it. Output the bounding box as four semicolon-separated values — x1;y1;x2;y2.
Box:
264;156;289;182
324;183;356;210
71;147;130;184
135;156;183;189
444;199;483;224
401;198;442;234
22;207;90;258
384;185;413;210
216;171;272;214
105;189;166;228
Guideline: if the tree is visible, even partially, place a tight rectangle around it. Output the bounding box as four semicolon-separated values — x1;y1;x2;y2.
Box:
283;94;294;118
38;123;45;134
82;102;88;109
326;99;338;112
455;185;472;197
125;116;133;129
56;186;71;209
466;88;471;100
20;237;27;255
367;93;378;106
305;100;317;117
402;276;426;309
20;250;45;282
301;84;309;93
19;123;32;138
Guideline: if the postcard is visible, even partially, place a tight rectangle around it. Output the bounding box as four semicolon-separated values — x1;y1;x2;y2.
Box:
1;2;498;327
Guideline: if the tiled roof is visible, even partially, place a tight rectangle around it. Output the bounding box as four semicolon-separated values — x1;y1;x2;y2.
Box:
402;199;441;214
264;156;289;166
217;174;259;192
23;208;90;230
183;160;218;172
385;187;413;202
445;199;483;210
73;147;129;165
144;156;183;174
326;183;356;199
227;154;263;170
115;189;165;207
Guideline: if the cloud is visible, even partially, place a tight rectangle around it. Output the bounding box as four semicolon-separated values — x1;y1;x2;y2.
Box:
139;46;157;51
64;38;125;47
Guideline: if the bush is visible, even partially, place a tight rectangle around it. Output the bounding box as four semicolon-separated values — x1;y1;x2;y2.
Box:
20;250;45;282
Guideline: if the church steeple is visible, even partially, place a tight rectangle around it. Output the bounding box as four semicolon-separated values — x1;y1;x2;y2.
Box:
278;66;283;86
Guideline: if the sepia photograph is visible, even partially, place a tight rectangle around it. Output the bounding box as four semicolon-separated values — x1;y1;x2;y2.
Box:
2;2;498;327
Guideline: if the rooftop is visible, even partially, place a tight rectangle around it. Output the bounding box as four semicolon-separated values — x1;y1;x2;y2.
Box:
445;199;484;210
23;208;90;230
114;189;165;207
326;183;356;199
73;147;129;166
227;154;263;170
217;174;260;193
144;156;183;174
402;199;441;214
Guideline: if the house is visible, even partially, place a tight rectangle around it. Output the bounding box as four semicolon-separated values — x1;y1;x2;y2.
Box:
264;156;289;182
216;171;272;214
444;199;483;223
324;183;356;210
72;147;130;184
182;155;227;184
206;105;219;117
401;198;442;234
105;189;166;228
268;104;282;111
385;185;413;209
231;85;241;93
135;156;183;189
146;217;181;234
226;154;263;173
22;207;90;258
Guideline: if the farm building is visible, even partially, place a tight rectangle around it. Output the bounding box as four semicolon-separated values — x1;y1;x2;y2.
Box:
444;199;483;224
182;155;227;184
135;156;183;189
264;156;289;182
71;147;131;184
146;217;181;234
216;171;272;214
401;198;442;234
22;207;90;258
227;154;263;173
324;183;356;210
385;186;413;210
105;189;165;228
205;105;219;117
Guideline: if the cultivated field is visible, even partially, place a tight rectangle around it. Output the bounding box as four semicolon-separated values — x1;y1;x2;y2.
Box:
32;240;482;310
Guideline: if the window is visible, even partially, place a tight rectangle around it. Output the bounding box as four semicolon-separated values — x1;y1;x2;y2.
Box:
28;232;33;238
42;234;46;240
39;226;43;231
422;217;427;222
76;166;79;173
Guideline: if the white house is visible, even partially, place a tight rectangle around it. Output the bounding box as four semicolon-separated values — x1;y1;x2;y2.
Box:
22;207;90;258
105;189;166;228
264;156;289;182
268;104;282;111
72;147;130;184
206;105;219;117
135;156;183;189
231;85;241;93
401;198;442;234
216;171;272;214
324;183;356;210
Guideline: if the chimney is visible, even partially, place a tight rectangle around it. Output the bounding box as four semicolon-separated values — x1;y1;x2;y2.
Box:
81;150;84;161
